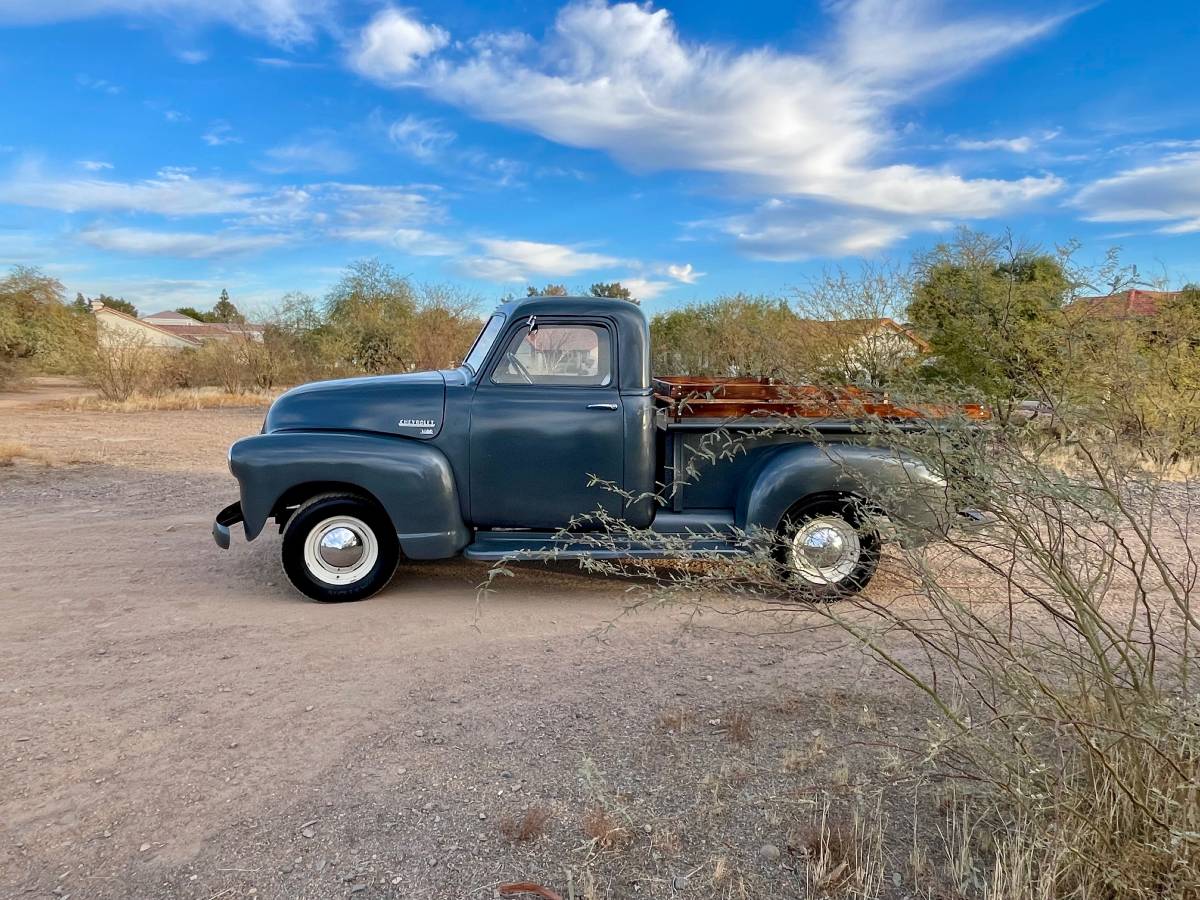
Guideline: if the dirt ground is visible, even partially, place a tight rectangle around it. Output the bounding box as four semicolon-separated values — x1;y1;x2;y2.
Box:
1;399;942;899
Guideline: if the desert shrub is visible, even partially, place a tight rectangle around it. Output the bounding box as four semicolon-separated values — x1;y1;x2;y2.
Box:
87;326;162;401
0;265;93;385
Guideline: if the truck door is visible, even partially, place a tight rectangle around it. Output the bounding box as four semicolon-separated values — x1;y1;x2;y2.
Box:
469;318;624;529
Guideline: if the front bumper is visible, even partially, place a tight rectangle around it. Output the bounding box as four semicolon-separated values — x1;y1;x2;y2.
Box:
212;501;244;550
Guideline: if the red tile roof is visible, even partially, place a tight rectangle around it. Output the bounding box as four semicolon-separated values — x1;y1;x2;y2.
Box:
1068;289;1180;319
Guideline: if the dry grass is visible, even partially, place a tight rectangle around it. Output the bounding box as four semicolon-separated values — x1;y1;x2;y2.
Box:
498;804;553;843
0;440;93;468
61;388;277;412
783;733;828;774
793;797;885;898
654;706;695;733
0;440;32;466
720;708;754;745
581;806;631;851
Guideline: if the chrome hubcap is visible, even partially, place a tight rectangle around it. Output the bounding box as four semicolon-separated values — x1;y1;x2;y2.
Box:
303;516;379;585
790;516;861;585
318;527;364;568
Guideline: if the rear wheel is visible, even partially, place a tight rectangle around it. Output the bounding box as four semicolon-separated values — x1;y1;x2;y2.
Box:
778;498;880;600
281;493;399;602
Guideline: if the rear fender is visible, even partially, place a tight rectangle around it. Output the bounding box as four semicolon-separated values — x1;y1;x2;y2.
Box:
229;431;469;560
736;442;951;541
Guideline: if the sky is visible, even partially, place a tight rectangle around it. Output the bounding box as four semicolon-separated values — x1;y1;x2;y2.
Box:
1;0;1199;316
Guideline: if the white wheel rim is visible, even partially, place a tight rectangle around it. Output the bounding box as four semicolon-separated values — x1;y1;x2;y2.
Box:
302;516;379;585
789;515;862;585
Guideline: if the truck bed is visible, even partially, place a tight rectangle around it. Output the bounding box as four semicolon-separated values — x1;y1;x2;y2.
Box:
652;376;988;423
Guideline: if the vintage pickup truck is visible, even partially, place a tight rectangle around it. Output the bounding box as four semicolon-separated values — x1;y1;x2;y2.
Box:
214;296;978;602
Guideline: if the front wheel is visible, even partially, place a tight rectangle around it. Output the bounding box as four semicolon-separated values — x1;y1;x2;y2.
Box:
281;494;400;602
778;499;880;600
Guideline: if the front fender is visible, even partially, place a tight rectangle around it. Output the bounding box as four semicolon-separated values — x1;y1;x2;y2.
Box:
228;431;469;560
736;442;951;541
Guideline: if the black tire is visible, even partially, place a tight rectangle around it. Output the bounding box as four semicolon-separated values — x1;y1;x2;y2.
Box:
777;497;881;600
281;493;400;603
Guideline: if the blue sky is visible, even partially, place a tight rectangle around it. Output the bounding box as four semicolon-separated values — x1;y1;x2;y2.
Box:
1;0;1199;316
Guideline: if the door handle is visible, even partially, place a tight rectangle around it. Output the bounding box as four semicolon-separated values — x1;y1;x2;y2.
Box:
586;403;619;410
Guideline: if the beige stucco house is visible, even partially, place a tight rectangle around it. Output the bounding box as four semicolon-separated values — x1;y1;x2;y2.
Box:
91;302;263;349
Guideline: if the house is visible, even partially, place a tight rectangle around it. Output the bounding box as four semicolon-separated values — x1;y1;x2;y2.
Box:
91;302;264;349
796;317;930;385
1065;289;1182;321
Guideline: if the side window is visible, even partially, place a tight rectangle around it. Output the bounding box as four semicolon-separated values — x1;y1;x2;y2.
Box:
492;323;613;387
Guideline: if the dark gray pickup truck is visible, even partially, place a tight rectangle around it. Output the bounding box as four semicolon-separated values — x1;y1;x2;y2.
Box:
214;296;976;602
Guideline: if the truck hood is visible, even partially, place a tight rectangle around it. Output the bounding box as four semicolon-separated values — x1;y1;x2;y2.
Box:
263;370;447;439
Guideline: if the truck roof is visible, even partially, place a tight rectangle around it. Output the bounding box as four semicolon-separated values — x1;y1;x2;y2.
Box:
491;296;651;393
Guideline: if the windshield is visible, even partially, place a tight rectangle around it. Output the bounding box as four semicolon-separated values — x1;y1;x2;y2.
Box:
462;314;505;373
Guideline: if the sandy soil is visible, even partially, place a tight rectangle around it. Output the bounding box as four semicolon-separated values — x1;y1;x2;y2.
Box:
1;405;939;899
0;376;94;412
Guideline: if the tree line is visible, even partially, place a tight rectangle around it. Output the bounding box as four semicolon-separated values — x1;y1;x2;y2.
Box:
3;231;1197;457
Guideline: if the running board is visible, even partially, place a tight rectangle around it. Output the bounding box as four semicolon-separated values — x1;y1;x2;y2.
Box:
463;530;742;562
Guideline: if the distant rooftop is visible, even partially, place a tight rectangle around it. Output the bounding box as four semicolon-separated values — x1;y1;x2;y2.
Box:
1067;289;1182;319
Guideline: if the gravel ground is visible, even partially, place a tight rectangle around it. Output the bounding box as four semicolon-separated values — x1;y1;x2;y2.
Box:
1;403;952;900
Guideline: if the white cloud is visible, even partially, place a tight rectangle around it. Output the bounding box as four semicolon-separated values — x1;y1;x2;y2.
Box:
78;226;289;258
1;160;463;259
202;121;241;146
710;198;924;261
1074;152;1200;233
0;164;266;216
621;277;670;300
954;130;1060;154
388;115;455;161
177;49;208;64
324;183;448;248
351;7;449;83
76;73;121;94
955;136;1035;154
0;165;447;253
0;0;334;46
666;263;703;284
260;137;355;174
462;238;618;281
832;0;1068;90
352;1;1066;219
253;56;323;69
78;160;114;171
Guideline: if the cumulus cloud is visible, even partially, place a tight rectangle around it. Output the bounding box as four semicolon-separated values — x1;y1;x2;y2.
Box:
665;263;703;284
78;225;289;258
462;238;618;281
350;1;1066;219
1074;152;1200;233
351;7;448;82
0;0;334;46
621;277;671;301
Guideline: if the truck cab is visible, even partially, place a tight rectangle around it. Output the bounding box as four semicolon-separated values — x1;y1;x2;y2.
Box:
214;296;960;602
